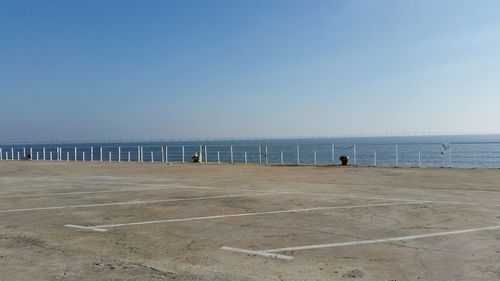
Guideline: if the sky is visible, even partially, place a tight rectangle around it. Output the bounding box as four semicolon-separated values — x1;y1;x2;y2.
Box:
1;0;499;142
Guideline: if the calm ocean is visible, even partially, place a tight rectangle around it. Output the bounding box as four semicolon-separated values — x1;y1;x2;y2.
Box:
2;135;500;168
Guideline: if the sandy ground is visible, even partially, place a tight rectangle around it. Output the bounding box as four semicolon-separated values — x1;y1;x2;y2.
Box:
0;161;499;281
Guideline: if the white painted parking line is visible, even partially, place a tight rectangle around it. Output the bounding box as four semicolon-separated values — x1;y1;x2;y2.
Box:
55;179;168;185
0;192;285;213
50;179;500;208
286;192;418;202
412;199;500;208
220;246;293;260
286;191;500;208
64;201;427;232
222;224;500;260
3;181;498;210
54;179;215;189
63;224;108;232
0;186;225;198
2;186;499;209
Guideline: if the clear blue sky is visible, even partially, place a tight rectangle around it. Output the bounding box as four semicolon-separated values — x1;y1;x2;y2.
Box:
1;0;499;142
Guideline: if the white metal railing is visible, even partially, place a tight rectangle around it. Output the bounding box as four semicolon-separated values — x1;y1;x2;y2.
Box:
1;142;500;168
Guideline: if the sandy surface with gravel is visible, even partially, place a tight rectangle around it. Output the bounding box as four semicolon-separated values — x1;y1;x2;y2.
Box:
0;161;499;281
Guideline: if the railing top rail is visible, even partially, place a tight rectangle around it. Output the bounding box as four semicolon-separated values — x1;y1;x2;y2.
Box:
3;142;500;148
1;133;499;146
449;141;500;145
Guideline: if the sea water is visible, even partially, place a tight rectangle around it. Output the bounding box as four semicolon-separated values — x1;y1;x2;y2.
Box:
1;135;500;168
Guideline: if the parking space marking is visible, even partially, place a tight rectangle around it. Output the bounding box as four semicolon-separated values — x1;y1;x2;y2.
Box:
0;186;228;198
222;224;500;260
54;179;217;189
286;192;500;208
220;246;293;260
64;201;427;232
2;187;499;209
44;180;500;208
0;192;287;213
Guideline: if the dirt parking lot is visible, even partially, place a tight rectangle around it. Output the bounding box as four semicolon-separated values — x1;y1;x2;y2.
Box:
0;161;499;281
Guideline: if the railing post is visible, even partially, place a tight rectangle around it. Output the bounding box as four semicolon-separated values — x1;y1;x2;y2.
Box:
50;151;53;161
141;147;144;162
200;145;203;163
128;151;131;162
66;151;69;161
23;147;26;159
11;148;14;160
151;151;154;163
395;144;399;167
258;146;262;164
230;145;233;164
217;151;220;164
297;145;300;165
37;151;39;160
43;147;46;161
353;144;357;166
83;151;86;161
244;151;248;164
30;147;33;160
331;144;335;164
165;146;168;163
449;145;452;167
108;151;111;162
75;147;77;162
137;146;140;162
265;146;268;165
374;151;377;166
204;145;208;163
418;152;421;168
91;146;94;162
0;148;2;160
17;151;20;160
281;150;284;165
314;151;317;165
182;146;185;163
100;147;103;162
161;146;164;162
118;146;121;162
